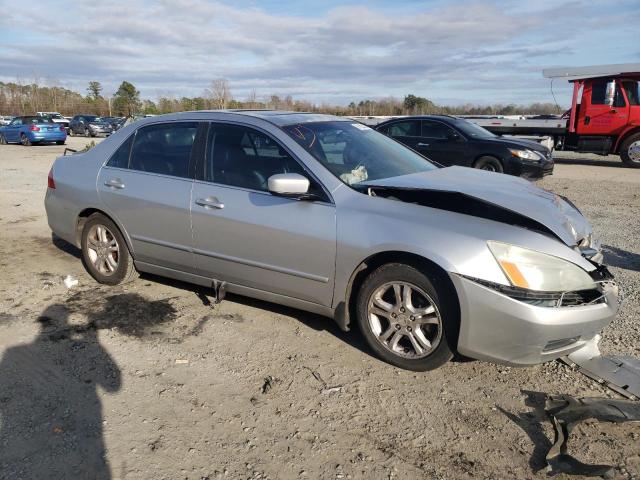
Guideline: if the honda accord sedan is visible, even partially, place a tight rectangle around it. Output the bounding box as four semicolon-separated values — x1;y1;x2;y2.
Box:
45;111;619;371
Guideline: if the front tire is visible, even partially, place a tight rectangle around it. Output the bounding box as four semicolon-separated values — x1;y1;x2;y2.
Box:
620;133;640;168
81;213;138;285
356;263;456;371
0;134;6;145
473;155;503;173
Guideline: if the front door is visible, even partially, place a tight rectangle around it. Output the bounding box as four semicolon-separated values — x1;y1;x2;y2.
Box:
191;122;336;306
4;117;22;142
578;79;629;136
415;120;468;166
97;122;200;273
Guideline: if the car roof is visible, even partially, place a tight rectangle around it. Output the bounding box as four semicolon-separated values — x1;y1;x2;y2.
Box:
164;110;347;127
376;115;462;127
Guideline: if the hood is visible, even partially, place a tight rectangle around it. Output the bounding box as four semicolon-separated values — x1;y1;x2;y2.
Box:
483;136;549;153
359;166;590;246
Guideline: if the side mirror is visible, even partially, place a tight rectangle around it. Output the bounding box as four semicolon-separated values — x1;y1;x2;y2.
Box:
605;80;616;107
268;173;310;197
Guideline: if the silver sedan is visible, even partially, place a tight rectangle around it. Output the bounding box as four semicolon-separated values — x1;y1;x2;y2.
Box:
45;111;619;370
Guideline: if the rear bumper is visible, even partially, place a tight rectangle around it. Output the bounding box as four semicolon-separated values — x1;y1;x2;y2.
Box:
451;274;619;366
30;131;67;142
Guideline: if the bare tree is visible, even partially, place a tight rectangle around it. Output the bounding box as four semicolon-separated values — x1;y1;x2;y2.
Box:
206;78;232;109
246;89;258;108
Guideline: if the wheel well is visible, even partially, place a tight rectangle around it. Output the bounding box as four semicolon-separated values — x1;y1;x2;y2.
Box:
341;251;460;345
76;208;128;250
615;128;640;153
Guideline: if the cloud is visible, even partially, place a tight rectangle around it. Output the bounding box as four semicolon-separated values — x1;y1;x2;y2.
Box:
0;0;637;105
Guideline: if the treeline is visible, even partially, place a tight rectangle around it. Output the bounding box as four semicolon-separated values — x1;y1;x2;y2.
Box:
0;78;562;117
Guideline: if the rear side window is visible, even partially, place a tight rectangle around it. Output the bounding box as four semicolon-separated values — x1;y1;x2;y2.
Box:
204;123;308;191
387;121;420;137
106;135;134;169
129;122;197;178
623;81;640;106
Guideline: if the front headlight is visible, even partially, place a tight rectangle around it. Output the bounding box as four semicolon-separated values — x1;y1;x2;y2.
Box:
487;241;596;291
509;149;543;161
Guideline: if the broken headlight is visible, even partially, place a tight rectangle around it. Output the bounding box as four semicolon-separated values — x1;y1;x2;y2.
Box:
487;241;597;292
509;148;544;161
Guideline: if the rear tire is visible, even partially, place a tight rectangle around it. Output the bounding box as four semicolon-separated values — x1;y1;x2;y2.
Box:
84;127;92;138
356;263;457;371
81;213;138;285
473;155;503;173
20;133;32;146
56;140;65;145
620;133;640;168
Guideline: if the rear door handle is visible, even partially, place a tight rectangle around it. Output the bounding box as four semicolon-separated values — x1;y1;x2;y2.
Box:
417;142;430;147
195;197;224;209
104;178;125;189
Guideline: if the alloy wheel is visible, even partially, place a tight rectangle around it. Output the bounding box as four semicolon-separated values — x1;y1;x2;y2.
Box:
628;140;640;164
367;281;442;359
86;224;120;276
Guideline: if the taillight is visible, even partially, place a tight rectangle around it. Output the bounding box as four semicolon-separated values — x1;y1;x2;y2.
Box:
29;125;40;131
59;125;66;131
47;168;56;189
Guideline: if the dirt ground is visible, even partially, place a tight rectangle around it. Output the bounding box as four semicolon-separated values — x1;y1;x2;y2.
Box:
1;137;639;480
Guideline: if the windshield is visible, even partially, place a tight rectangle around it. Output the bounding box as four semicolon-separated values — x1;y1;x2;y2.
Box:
282;121;437;185
85;116;99;122
46;113;64;119
454;119;496;139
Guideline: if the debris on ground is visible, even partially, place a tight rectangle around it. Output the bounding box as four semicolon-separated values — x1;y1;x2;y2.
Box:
563;336;640;400
545;394;640;478
175;359;189;365
321;386;343;395
261;375;279;394
63;275;78;288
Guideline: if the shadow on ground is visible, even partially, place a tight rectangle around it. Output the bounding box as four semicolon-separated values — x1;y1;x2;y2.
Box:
497;390;551;472
603;244;640;273
553;156;624;168
0;291;176;479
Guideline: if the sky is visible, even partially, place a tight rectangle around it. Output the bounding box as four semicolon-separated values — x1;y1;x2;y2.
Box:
0;0;638;107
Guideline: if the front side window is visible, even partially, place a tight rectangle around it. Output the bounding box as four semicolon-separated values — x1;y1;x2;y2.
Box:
421;120;456;139
106;135;134;169
205;123;307;191
282;121;436;185
387;120;421;137
129;122;197;178
591;81;626;107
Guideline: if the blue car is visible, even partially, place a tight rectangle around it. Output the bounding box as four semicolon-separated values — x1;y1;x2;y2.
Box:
0;115;67;146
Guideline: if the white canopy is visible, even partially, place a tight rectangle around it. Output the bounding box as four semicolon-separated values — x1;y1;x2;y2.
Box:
542;63;640;80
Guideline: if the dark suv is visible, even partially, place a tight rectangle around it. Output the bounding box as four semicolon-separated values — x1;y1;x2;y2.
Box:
69;115;113;137
375;115;554;179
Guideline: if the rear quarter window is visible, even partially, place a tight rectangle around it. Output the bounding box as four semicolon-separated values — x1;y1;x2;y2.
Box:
106;135;134;169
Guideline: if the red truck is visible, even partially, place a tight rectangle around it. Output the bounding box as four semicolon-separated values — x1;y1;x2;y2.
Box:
470;64;640;168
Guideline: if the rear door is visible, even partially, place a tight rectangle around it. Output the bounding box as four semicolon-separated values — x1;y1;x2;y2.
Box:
190;122;336;306
578;79;629;135
379;120;422;151
97;121;201;273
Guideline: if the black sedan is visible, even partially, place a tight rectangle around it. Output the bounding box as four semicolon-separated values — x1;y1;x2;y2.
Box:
375;115;553;179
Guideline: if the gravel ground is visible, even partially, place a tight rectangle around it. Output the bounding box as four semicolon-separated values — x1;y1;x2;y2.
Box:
0;138;639;480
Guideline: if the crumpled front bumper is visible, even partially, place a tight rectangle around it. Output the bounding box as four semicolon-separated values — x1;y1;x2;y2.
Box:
451;274;619;366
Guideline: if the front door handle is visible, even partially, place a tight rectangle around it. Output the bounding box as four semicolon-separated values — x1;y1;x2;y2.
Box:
104;178;125;189
195;197;224;209
417;142;430;147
